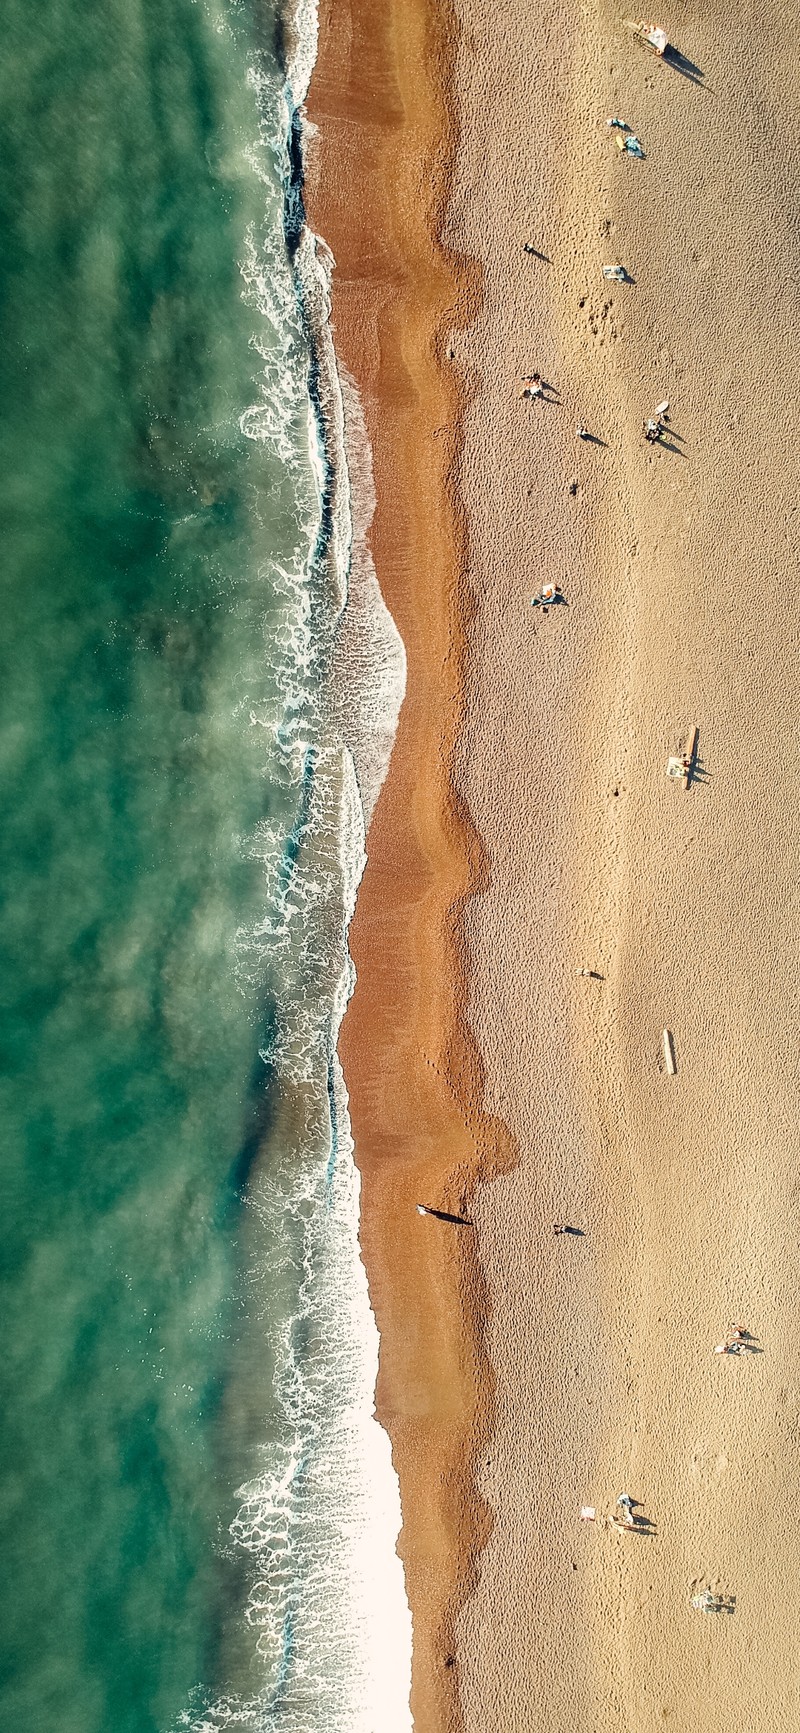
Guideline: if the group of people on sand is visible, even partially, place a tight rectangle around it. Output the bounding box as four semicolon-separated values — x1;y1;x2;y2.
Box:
644;400;670;442
517;141;749;1607
581;1492;649;1533
714;1322;750;1355
520;365;671;451
609;1493;639;1532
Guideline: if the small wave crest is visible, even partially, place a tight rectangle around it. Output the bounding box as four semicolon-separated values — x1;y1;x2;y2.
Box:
180;762;412;1733
178;2;411;1728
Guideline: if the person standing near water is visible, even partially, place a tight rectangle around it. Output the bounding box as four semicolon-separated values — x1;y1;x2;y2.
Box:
416;1203;473;1225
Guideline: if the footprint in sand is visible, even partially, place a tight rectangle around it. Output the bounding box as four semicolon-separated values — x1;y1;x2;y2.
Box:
689;1448;729;1489
587;301;619;344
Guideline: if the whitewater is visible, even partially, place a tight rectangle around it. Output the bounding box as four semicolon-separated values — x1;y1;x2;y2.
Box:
0;0;411;1727
178;3;413;1728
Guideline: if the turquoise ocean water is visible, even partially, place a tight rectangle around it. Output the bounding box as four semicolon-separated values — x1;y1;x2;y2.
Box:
0;3;410;1730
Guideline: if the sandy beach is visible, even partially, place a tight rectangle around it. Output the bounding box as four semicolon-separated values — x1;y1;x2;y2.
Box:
306;5;499;1729
309;0;800;1729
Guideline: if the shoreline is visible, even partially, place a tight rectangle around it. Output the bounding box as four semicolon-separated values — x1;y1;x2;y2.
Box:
308;0;800;1725
305;2;508;1729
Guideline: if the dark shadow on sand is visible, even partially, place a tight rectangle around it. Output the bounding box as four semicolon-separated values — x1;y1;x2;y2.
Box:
656;435;687;457
686;746;711;788
664;44;706;85
418;1204;473;1226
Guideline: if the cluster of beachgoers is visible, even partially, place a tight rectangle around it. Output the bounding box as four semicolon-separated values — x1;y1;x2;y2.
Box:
503;15;758;1627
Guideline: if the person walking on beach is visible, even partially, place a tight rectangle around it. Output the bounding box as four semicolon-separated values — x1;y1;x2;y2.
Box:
519;372;544;400
416;1203;473;1226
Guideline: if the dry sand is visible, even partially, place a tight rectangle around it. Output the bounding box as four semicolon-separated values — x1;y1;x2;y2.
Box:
452;1;800;1729
310;0;800;1729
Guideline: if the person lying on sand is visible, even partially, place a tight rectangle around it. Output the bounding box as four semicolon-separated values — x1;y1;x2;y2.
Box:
531;582;560;609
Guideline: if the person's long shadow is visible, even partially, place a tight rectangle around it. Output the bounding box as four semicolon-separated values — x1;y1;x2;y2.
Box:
626;1497;657;1536
657;432;687;457
417;1204;474;1226
581;431;608;448
686;742;710;789
664;44;706;86
611;1510;657;1537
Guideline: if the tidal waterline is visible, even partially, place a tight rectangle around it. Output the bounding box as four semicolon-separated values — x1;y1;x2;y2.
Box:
0;2;410;1730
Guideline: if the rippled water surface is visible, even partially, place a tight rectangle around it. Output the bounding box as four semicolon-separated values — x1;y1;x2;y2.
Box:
0;3;411;1729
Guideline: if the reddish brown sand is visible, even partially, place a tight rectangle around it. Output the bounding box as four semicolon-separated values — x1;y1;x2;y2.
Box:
306;6;502;1732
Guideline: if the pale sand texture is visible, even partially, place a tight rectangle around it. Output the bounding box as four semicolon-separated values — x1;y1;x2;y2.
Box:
449;1;800;1728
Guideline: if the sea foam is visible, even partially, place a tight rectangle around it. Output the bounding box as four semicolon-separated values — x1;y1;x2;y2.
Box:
178;2;412;1727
